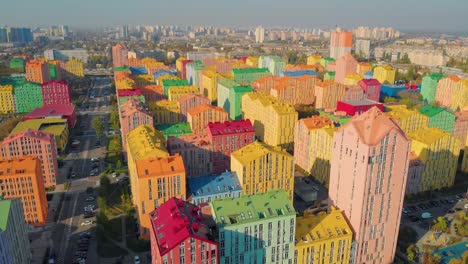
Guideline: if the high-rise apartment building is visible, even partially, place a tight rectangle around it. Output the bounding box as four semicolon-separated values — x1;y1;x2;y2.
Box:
373;65;396;85
112;43;128;67
435;76;468;111
418;105;455;134
41;80;71;106
151;100;180;125
358;78;382;102
454;110;468;151
217;76;253;120
386;105;429;134
329;30;353;59
177;93;211;122
211;190;296;264
187;104;228;135
119;98;154;153
335;53;358;84
0;157;48;226
1;129;59;187
329;107;411;264
255;26;265;43
355;39;372;59
314;80;346;110
0;85;15;114
63;58;84;77
188;172;242;205
25;60;50;84
13;81;43;113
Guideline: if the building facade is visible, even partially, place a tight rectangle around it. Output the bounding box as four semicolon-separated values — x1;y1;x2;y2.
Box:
0;85;15;114
41;80;71;106
63;58;84;77
25;60;50;84
112;44;128;67
336;99;383;116
358;78;381;102
188;172;242;205
418;105;455;134
373;65;396;85
13;81;43;113
421;73;444;103
119;98;154;153
314;80;346;110
177;94;211;122
150;100;180;125
385;105;429;134
335;53;357;84
187;104;228;135
330;30;353;60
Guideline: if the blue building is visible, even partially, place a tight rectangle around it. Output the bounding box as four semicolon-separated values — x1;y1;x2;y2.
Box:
188;171;242;205
364;71;373;79
282;70;317;77
129;67;147;75
152;69;176;80
380;84;407;98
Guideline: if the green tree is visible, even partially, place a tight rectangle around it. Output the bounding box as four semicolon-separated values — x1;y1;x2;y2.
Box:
116;160;122;169
96;210;108;225
92;117;104;138
406;244;417;261
99;175;111;197
110;111;120;130
97;196;108;214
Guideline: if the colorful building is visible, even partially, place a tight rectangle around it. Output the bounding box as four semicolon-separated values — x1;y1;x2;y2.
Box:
242;92;298;150
155;123;192;139
342;85;365;102
0;198;31;264
200;70;218;102
380;84;407;98
419;105;455;133
25;104;76;128
211;190;296;264
270;75;317;105
0;157;48;226
320;57;335;69
231;141;294;199
167;85;199;101
119;98;154;153
358;78;381;102
11;118;69;151
150;100;180;125
344;74;362;86
9;58;25;72
48;62;62;80
336;99;383;116
63;58;84;77
139;85;165;103
294;208;352;264
330;31;353;59
259;55;286;76
421;73;444;103
112;43;128;67
294;116;335;185
314;80;346;110
335;53;357;84
408;127;460;192
1;129;59;187
406;152;426;194
251;76;282;94
149;198;218;264
25;60;50;84
0;85;15;114
373;65;396;85
454;109;468;151
435;76;468;111
232;68;271;84
13;81;43;113
357;62;372;76
186;61;206;86
188;171;242;205
187;104;228;135
177;93;211;122
307;54;322;65
41;80;71;106
323;71;335;81
462;137;468;173
217;76;253;120
161;79;189;96
385;105;429;134
329;107;411;264
205;120;256;174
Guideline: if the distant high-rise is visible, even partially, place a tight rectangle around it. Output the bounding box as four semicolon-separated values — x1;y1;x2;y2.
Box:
112;43;128;67
119;25;129;39
330;29;353;59
0;27;33;43
255;26;265;43
355;39;372;59
329;107;411;264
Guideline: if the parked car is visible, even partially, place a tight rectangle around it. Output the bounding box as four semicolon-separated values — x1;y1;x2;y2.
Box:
134;256;141;264
85;196;95;202
81;221;93;226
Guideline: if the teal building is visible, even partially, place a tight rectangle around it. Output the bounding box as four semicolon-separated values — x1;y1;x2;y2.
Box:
232;68;271;85
155;122;192;139
419;105;455;133
421;73;444;103
217;76;253;120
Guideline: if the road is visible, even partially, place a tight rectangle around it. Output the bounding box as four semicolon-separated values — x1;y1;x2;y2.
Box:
51;76;113;264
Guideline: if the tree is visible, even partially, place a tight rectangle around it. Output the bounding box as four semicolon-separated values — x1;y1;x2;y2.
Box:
92;117;104;138
99;175;111;197
97;196;107;214
384;97;398;103
406;244;417;261
116;160;122;169
432;216;448;232
110;111;120;130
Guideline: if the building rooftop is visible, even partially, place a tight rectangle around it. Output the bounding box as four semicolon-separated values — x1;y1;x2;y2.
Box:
150;198;215;257
26;104;75;118
126;124;168;160
424;73;445;81
206;120;254;136
231;141;292;164
244;92;297;115
188;171;242;197
299;116;334;130
295;208;351;246
0;199;12;232
117;88;142;97
319;111;351;126
0;157;39;176
156;123;192;138
386;105;422;120
135;155;184;179
187;104;227;116
11;118;67;135
168;134;212;150
42;80;68;87
419;105;453;117
408;127;452;145
211;190;294;226
232;68;270;74
162;79;189;86
341;99;382;106
358;78;381;86
3;128;54;144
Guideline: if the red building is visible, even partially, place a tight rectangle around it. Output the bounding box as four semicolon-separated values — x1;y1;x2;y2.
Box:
117;88;142;97
150;198;218;264
25;104;77;128
336;99;383;116
180;60;193;79
41;80;71;106
358;78;382;102
205;120;255;174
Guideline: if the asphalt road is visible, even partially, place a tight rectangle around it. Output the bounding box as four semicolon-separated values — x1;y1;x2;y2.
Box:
51;76;113;264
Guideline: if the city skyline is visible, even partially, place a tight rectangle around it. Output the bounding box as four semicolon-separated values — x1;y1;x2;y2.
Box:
0;0;467;32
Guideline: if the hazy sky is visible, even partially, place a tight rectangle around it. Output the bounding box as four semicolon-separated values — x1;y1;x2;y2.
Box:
1;0;467;32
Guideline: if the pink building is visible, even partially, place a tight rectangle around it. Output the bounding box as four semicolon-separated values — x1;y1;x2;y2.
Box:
435;76;459;108
112;44;128;67
335;53;357;84
329;107;411;264
177;94;211;122
119;98;154;152
336;99;383;116
0;129;59;187
406;152;425;194
205;120;256;173
25;104;77;128
187;105;228;135
342;85;365;102
117;88;142;97
167;134;213;177
150;198;218;264
359;78;382;102
41;80;71;106
454;109;468;150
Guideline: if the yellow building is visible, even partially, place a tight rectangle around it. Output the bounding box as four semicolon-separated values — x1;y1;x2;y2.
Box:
295;208;353;264
373;65;396;84
176;57;187;73
134;74;154;86
307;54;322;66
294;116;335;186
231;141;294;200
344;74;362;86
0;85;15;114
64;58;84;77
357;62;372;76
156;74;179;85
167;85;199;101
200;70;218;102
149;100;180;125
386;105;429;134
451;79;468;112
245;56;258;67
408;127;460;192
115;76;136;90
242;92;298;151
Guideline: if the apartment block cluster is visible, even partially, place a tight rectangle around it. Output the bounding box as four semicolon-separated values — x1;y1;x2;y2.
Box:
111;26;468;263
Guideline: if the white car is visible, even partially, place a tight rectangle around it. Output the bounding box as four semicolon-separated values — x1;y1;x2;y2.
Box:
464;204;468;209
112;172;118;178
81;220;93;226
85;197;95;201
134;256;140;264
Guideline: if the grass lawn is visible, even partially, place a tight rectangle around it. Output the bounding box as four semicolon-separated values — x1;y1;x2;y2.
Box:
102;217;123;242
97;228;128;258
106;135;122;165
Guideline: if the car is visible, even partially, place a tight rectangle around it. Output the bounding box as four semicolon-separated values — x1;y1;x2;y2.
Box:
455;207;462;211
402;208;410;214
91;157;100;162
81;220;93;226
112;172;118;178
455;194;463;199
86;187;93;194
86;196;95;201
447;209;455;214
418;204;426;210
70;172;76;178
134;256;141;264
89;172;96;176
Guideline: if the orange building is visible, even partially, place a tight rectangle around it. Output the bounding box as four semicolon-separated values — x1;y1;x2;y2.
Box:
187;104;228;134
252;76;284;94
357;62;372;76
134;155;186;238
0;157;48;226
25;60;50;84
270;75;317;105
139;85;165;103
314;80;346;109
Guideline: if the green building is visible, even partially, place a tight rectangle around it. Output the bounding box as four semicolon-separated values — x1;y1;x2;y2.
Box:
232;68;271;85
9;58;25;72
217;76;253;120
114;66;130;72
155;122;192;139
324;71;336;81
320;57;335;68
421;73;444;103
419;105;455;133
0;198;31;264
211;190;296;264
13;81;43;113
161;79;189;96
259;56;286;76
48;64;59;80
